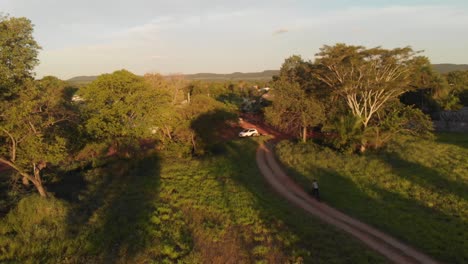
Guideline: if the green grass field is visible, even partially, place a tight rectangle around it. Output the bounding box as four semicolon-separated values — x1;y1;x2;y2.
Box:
275;133;468;263
0;138;385;263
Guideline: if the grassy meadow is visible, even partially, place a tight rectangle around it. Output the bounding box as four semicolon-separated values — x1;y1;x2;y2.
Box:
0;138;385;263
275;133;468;263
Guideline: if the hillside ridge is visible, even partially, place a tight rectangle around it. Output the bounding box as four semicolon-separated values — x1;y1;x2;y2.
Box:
67;64;468;84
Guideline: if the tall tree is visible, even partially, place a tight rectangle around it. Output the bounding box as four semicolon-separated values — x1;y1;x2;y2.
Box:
79;70;167;150
446;70;468;106
266;56;325;142
265;80;324;142
176;94;234;154
143;73;178;144
402;57;461;111
314;44;421;129
0;16;40;100
0;77;74;197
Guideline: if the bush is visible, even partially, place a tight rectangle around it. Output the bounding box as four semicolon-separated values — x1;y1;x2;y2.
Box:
0;195;73;263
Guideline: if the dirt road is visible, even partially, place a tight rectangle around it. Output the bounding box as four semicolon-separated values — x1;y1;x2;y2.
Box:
256;142;439;264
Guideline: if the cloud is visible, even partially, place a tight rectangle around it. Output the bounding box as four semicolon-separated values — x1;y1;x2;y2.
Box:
33;3;468;79
150;55;167;59
114;9;256;38
273;28;289;35
295;5;468;30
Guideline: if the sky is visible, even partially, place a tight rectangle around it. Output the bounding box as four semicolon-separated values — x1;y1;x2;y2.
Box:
1;0;468;79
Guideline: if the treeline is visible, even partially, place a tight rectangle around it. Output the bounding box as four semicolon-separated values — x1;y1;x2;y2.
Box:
265;44;468;152
0;16;268;199
2;15;468;198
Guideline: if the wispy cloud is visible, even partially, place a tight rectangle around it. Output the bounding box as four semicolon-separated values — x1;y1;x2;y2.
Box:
115;9;256;38
150;55;167;59
294;5;468;29
31;3;468;79
273;28;289;35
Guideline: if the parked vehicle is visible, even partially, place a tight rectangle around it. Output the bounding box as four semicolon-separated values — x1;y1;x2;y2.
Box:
239;128;260;137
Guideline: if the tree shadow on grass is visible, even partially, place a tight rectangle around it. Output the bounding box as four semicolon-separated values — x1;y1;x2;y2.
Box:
188;110;384;262
190;109;239;153
47;166;88;203
55;154;161;263
435;132;468;149
366;184;468;264
274;150;467;263
204;138;386;263
378;151;468;202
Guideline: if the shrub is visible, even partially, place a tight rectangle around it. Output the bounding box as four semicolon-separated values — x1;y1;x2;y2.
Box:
0;194;73;263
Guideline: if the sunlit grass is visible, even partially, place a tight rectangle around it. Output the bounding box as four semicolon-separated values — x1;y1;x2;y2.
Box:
275;133;468;263
0;138;386;263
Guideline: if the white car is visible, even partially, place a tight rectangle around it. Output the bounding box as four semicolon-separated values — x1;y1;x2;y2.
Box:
239;128;260;137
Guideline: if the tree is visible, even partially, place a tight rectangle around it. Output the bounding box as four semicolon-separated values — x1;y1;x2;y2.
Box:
266;57;325;142
176;94;235;155
312;44;434;151
314;44;421;129
402;57;461;112
446;70;468;106
144;73;187;105
142;73;177;144
0;77;74;197
79;70;167;151
369;102;434;147
0;15;40;100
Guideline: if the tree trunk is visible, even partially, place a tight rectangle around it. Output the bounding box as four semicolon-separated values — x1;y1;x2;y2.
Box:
164;126;172;140
0;158;48;197
22;176;30;185
191;133;197;154
302;126;307;143
33;180;48;197
359;123;367;153
359;144;366;153
33;163;48;197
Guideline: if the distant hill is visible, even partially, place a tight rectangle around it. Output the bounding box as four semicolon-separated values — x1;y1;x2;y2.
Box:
66;70;279;85
66;65;468;85
184;70;279;81
67;76;99;85
432;64;468;74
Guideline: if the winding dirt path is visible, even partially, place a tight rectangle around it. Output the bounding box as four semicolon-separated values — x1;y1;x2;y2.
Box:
256;142;439;264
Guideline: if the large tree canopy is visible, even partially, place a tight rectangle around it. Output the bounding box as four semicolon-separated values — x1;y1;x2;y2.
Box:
446;70;468;106
79;70;168;147
401;56;461;111
314;44;421;128
266;56;325;142
0;16;40;100
0;77;74;197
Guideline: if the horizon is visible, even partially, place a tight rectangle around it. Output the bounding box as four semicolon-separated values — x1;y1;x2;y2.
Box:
2;0;468;79
64;64;468;81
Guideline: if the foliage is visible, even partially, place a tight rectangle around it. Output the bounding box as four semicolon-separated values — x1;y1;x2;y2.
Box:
0;140;385;263
0;15;40;100
322;114;364;152
177;94;237;155
305;44;434;150
314;44;422;128
144;73;186;105
276;135;468;263
446;70;468;106
402;58;464;111
266;56;325;142
0;77;75;196
79;70;169;150
0;195;72;263
368;102;434;147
